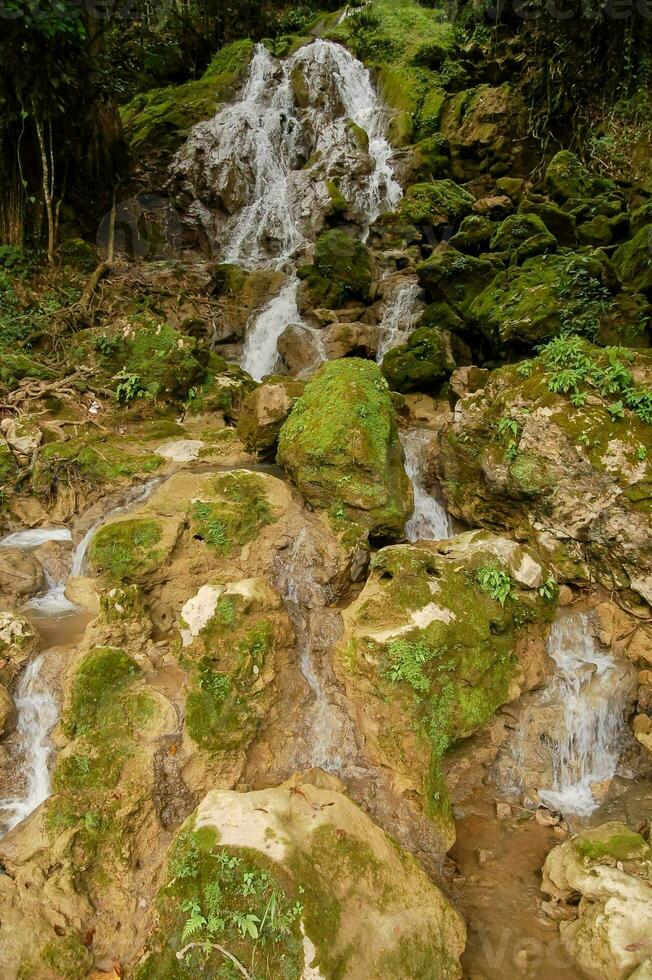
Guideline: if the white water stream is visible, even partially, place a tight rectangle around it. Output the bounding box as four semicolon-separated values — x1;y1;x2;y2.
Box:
400;430;452;542
0;656;58;833
538;613;628;817
376;280;424;362
175;38;402;380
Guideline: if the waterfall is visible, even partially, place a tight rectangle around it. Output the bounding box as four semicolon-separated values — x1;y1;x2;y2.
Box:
0;528;71;549
376;280;423;362
0;656;58;834
174;39;401;268
400;430;452;542
538;613;628;817
241;278;302;382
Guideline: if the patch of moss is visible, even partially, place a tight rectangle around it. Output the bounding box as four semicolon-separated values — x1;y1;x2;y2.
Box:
298;229;373;308
32;437;163;496
136;831;304;979
399;180;474;229
121;40;254;156
190;472;275;558
575;825;651;863
63;647;140;739
381;325;456;392
40;935;92;980
89;518;163;583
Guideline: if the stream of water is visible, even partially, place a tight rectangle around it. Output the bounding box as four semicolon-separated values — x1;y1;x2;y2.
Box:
376;280;423;362
538;612;627;817
400;429;453;543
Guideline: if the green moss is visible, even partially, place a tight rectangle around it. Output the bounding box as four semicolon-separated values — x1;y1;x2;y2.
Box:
574;824;651;862
40;935;92;980
32;437;163;495
277;359;411;536
63;647;140;739
89;518;163;583
299;229;373;308
136;831;303;979
381;325;456;392
612;224;652;295
417;249;495;314
190;472;275;557
121;40;254;156
490;213;557;259
399;180;474;229
544;150;614;202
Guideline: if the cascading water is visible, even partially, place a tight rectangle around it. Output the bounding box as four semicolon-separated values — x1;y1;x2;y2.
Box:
174;38;402;378
241;278;302;382
376;280;424;362
400;429;452;543
0;656;58;834
538;613;628;817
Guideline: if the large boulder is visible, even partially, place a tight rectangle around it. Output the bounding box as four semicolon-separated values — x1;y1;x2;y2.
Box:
470;251;614;351
277;359;412;537
0;612;40;688
544;150;614;203
398;179;475;233
298;229;373;309
613;224;652;297
437;337;652;601
417;248;495;315
236;379;304;456
334;533;556;848
542;822;652;980
135;774;466;979
0;549;45;607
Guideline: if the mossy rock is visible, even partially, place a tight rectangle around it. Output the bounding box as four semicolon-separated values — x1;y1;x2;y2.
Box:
298;229;373;308
0;351;56;390
382;326;456;393
184;354;256;419
337;537;555;841
544;150;615;203
121;40;254;157
613;225;652;297
449;214;495;255
31;436;164;496
399;179;474;230
574;822;652;863
417;248;495;314
470;251;615;351
188;471;276;558
410;134;452;180
277;358;412;537
89;515;181;584
519;196;577;246
490;213;557;260
135;777;465;979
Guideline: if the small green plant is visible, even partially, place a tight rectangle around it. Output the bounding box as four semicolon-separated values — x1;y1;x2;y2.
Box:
92;333;121;357
383;638;440;694
115;370;145;403
637;444;648;461
538;576;557;601
475;566;514;606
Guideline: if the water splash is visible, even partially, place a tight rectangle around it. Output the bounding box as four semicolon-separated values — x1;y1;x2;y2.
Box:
0;528;71;549
376;280;423;362
0;656;58;834
538;613;628;817
242;278;302;381
174;39;401;267
400;430;452;542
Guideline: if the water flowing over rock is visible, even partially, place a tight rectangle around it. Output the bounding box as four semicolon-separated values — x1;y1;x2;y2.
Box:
537;613;630;816
241;277;303;381
0;656;57;834
400;429;452;542
173;39;402;267
376;278;424;362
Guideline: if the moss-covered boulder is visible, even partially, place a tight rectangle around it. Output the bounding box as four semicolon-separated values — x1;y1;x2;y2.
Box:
448;214;495;255
519;195;577;245
398;179;474;232
489;213;557;260
470;251;615;351
437;336;652;599
542;821;652;980
417;248;495;315
277;359;412;537
381;326;457;392
298;229;373;309
135;774;466;979
613;224;652;297
335;535;556;846
544;150;614;203
121;40;253;158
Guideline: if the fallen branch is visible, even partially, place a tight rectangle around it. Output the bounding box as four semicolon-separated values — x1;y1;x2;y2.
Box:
175;942;252;978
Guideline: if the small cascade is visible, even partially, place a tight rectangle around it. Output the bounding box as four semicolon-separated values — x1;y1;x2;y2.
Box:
376;280;424;362
0;528;71;549
241;278;302;381
538;613;628;817
274;527;352;773
174;39;401;268
400;429;452;542
0;656;58;834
